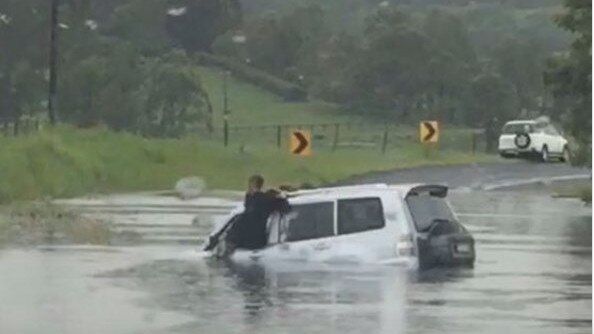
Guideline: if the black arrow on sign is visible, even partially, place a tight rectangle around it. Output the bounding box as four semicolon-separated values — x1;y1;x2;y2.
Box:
292;131;308;154
422;122;436;142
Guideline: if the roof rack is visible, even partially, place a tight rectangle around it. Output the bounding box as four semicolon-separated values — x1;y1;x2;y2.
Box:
286;183;389;197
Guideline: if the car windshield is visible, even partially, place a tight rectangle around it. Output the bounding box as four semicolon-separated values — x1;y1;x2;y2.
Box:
406;195;456;232
502;123;534;134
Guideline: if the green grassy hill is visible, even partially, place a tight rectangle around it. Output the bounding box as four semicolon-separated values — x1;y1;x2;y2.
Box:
0;66;491;203
197;66;369;126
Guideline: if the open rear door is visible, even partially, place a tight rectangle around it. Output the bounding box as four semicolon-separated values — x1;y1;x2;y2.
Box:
203;213;243;251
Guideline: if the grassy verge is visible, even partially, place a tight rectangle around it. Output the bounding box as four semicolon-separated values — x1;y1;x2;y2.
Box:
0;201;110;246
553;183;592;203
0;126;492;203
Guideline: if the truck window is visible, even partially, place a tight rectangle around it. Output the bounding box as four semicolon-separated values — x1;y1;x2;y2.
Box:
502;123;533;134
285;202;334;242
337;198;385;235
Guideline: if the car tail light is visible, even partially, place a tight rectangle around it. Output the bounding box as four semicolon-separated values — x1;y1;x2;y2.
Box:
396;233;415;257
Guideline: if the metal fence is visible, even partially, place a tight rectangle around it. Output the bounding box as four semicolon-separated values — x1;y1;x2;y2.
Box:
0;117;487;155
217;122;486;154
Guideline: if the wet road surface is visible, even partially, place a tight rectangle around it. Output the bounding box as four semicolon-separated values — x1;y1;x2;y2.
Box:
338;161;590;190
0;188;590;334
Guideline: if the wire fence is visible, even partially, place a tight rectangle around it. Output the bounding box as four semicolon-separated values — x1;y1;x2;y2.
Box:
216;122;487;154
0;116;487;155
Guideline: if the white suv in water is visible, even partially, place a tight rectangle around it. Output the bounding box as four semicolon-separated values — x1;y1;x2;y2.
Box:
498;119;570;162
204;183;476;270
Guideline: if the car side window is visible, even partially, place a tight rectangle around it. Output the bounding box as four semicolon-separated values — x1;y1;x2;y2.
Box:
338;198;385;235
285;202;334;242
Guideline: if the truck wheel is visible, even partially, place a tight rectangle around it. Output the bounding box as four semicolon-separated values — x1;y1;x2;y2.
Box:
540;145;550;162
514;133;531;149
561;146;571;163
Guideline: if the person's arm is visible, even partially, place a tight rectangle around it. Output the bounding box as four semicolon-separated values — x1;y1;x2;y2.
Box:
264;190;291;214
276;196;291;214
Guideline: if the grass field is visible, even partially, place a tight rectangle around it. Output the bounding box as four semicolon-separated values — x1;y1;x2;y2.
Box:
197;65;486;152
0;66;491;203
197;66;372;126
0;126;491;203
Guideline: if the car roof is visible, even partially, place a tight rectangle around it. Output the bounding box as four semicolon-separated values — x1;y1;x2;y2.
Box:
504;120;537;125
224;183;449;215
287;183;448;203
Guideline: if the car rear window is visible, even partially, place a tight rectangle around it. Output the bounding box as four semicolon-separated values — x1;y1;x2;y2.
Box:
502;123;534;134
406;195;456;232
337;198;385;235
286;202;334;242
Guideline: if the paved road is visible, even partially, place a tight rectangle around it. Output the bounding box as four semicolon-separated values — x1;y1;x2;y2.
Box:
336;160;591;190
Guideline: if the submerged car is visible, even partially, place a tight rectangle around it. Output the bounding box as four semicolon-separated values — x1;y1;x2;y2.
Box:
498;119;570;162
204;183;475;270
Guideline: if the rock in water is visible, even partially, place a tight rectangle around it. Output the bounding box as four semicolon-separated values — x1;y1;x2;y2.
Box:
175;177;206;199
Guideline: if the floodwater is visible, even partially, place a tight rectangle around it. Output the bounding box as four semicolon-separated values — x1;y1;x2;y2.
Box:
0;190;591;334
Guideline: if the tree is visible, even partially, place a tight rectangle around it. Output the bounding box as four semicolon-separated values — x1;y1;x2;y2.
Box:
467;73;518;151
102;0;172;55
545;0;591;164
233;5;328;80
492;37;546;112
338;7;475;120
0;0;49;125
138;51;212;137
58;40;145;129
423;10;477;65
243;15;302;77
165;0;242;53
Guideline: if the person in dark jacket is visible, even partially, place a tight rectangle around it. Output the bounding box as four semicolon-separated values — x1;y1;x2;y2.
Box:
227;175;290;250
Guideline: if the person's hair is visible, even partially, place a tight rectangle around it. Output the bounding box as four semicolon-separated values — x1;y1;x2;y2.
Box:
248;174;264;190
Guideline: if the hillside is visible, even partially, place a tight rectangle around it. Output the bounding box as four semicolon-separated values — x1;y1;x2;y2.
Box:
196;66;369;127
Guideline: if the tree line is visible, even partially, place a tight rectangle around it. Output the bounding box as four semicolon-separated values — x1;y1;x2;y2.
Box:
0;0;590;159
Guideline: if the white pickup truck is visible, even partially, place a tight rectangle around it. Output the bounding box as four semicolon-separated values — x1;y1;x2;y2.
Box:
498;119;570;163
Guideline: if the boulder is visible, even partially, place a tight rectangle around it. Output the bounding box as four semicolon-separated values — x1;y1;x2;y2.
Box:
174;177;207;199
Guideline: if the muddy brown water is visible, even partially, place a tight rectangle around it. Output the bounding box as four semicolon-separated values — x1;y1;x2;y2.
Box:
0;190;591;334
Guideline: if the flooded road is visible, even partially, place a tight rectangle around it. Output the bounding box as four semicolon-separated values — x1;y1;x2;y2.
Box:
0;190;591;334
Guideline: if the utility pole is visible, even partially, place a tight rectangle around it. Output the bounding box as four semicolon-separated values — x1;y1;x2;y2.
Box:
222;71;229;147
48;0;59;125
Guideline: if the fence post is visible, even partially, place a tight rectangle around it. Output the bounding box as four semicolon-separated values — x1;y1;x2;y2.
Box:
332;123;340;151
276;125;282;149
13;119;19;136
471;131;477;154
381;128;389;155
223;120;229;147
